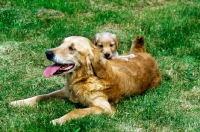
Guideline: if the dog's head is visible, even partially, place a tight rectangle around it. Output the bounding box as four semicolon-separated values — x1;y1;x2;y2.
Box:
93;32;119;59
44;36;97;78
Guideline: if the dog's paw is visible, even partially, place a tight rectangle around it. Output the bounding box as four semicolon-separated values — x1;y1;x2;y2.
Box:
10;100;27;106
124;58;129;61
10;100;33;106
122;54;135;61
51;119;58;125
51;118;65;125
128;54;135;58
10;97;37;106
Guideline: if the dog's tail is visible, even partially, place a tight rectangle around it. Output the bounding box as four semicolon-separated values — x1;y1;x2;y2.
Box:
130;35;146;53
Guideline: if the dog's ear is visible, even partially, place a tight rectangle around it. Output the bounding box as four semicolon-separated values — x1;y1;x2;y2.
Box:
89;46;109;78
85;45;95;76
111;34;120;49
85;55;93;76
93;33;100;45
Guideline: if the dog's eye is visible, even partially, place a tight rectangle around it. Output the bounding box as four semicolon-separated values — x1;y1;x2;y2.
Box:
110;44;114;47
69;46;75;51
98;45;103;48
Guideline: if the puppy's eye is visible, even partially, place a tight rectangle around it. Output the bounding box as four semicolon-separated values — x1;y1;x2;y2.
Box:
98;45;103;48
110;42;115;47
69;46;75;51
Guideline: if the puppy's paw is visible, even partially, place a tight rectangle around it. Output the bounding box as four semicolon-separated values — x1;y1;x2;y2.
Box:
121;54;135;61
128;54;135;58
124;58;129;61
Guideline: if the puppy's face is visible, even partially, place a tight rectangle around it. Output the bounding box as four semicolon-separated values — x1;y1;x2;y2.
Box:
93;32;119;59
44;36;94;78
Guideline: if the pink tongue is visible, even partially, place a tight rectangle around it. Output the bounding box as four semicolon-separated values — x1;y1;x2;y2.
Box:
43;64;61;78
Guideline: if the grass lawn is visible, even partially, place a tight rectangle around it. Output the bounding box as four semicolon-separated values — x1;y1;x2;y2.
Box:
0;0;199;131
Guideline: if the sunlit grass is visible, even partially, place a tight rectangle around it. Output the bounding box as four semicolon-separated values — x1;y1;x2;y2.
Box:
0;0;199;131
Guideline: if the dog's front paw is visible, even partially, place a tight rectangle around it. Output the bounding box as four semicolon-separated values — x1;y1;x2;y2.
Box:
10;100;33;106
10;97;37;106
51;118;65;125
10;100;25;106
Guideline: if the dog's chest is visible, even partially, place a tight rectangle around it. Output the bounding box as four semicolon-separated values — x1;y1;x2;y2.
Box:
69;78;109;106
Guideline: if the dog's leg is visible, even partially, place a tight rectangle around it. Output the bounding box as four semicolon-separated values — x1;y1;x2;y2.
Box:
51;98;114;125
10;88;68;106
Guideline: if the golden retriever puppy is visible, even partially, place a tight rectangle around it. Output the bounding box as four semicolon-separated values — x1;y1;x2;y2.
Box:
10;36;161;125
93;32;135;60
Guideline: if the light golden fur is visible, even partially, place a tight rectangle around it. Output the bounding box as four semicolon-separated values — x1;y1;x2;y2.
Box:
93;32;135;60
130;35;146;53
93;32;120;59
10;36;161;125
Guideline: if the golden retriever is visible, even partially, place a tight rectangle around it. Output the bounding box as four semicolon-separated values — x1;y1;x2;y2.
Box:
10;36;161;125
93;32;135;60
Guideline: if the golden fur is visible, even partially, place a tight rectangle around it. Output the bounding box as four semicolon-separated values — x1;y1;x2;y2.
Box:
93;32;120;59
130;35;146;53
10;36;161;125
93;32;135;60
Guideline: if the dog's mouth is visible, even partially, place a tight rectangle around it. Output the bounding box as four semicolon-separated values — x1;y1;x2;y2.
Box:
43;63;75;78
106;57;112;60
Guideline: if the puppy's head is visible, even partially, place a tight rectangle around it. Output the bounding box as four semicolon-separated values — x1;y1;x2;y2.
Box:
93;32;119;59
44;36;96;78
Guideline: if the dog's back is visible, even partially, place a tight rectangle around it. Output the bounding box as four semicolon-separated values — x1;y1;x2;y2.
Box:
91;50;161;104
106;53;161;102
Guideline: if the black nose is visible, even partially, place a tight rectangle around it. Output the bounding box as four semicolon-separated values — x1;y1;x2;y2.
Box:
104;53;110;58
45;50;54;60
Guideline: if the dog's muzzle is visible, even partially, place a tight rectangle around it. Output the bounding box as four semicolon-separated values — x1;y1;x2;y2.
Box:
104;53;111;59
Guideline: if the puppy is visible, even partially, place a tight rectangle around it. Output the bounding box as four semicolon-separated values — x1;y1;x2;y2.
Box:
93;32;135;60
10;36;161;125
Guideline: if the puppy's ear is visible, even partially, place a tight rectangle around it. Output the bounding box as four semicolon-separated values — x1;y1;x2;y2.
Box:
111;34;120;49
93;33;100;45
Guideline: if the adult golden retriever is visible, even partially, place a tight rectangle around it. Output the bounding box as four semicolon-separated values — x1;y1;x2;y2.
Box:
10;36;161;125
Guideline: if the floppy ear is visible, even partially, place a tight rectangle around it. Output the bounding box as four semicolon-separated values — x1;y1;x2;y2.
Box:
92;33;100;45
89;46;110;78
88;42;112;79
85;46;95;76
111;34;120;49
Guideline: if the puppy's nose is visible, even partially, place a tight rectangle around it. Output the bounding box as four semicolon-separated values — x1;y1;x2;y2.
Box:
104;53;110;58
45;50;54;60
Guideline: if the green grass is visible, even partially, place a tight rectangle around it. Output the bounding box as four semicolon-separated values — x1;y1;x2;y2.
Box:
0;0;199;131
